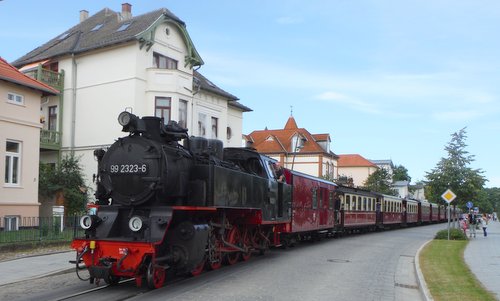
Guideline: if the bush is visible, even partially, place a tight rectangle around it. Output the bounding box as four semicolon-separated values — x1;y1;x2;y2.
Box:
434;228;468;240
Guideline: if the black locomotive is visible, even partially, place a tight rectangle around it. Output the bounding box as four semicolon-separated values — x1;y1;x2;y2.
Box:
73;111;291;288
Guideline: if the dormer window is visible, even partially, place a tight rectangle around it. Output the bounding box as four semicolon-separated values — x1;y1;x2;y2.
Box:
291;134;306;152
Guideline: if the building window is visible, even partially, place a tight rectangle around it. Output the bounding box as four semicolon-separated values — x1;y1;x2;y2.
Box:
178;100;188;129
155;97;171;125
7;92;24;105
211;117;218;139
5;140;21;185
48;106;57;131
4;216;19;231
153;52;178;69
198;113;207;137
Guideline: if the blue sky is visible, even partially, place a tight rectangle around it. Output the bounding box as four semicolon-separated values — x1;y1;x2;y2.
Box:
1;0;499;188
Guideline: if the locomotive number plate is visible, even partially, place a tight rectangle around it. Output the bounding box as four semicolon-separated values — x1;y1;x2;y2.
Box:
109;164;148;174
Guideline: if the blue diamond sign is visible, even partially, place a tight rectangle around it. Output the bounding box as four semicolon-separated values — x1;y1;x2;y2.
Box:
441;189;456;203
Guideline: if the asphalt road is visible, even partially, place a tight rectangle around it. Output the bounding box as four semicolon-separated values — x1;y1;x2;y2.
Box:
1;223;446;301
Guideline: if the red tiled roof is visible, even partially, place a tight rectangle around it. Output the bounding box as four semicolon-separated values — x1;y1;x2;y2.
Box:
312;133;330;141
247;116;331;154
0;57;58;95
338;154;377;167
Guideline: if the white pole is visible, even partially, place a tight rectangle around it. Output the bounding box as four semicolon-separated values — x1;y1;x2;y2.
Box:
448;203;450;240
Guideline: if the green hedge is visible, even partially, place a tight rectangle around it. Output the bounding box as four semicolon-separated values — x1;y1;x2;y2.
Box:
434;228;468;240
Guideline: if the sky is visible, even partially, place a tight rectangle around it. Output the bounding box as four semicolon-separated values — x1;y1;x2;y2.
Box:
1;0;499;187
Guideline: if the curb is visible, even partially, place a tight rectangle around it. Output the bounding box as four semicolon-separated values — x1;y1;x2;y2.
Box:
414;239;433;301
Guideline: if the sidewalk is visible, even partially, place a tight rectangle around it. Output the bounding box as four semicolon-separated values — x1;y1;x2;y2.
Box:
464;219;500;299
0;251;75;286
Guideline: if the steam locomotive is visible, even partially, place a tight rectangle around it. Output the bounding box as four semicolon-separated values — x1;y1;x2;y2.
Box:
71;112;457;289
72;111;292;288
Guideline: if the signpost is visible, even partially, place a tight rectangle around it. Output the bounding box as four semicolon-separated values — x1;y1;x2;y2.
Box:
441;189;457;240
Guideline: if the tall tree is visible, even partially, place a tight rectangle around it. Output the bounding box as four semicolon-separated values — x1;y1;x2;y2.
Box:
424;128;486;208
363;168;398;195
392;164;411;182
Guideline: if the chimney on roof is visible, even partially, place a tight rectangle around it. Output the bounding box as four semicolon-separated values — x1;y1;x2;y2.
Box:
121;3;132;20
80;10;89;22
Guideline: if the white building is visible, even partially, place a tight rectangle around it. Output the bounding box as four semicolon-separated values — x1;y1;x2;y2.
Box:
12;4;250;193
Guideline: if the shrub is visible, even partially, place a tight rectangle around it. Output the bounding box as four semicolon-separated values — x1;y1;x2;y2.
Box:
434;228;468;240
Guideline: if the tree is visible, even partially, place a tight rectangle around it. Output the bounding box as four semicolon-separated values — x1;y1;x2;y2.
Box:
392;164;411;182
39;154;89;215
424;128;486;209
362;168;398;195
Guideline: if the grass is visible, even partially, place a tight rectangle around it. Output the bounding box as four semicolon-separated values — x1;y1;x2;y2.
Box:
419;239;496;301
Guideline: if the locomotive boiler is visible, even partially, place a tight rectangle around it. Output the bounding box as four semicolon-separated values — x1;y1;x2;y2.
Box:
72;111;292;288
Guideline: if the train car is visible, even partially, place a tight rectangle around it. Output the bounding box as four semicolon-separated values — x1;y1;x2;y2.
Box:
420;201;432;224
71;112;292;288
403;198;419;225
380;194;403;228
336;186;379;232
429;202;440;222
279;170;338;244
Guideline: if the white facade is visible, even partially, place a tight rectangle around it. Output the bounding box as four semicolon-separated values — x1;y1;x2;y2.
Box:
38;20;245;191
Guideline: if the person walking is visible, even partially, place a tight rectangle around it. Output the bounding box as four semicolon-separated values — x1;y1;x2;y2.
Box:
459;216;467;235
480;213;488;237
468;211;477;238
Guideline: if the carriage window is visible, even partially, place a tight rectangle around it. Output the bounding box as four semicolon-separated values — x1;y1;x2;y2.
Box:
312;187;318;209
363;197;367;211
357;196;361;211
346;195;350;211
319;189;324;208
329;192;334;209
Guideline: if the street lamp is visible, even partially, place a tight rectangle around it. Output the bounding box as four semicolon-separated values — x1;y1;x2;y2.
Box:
291;136;306;171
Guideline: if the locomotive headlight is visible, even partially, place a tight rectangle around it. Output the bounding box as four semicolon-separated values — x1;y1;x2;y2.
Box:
118;111;132;126
80;215;101;230
129;216;145;232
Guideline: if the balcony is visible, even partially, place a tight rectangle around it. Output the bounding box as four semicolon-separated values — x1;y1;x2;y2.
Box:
40;129;61;150
24;68;64;91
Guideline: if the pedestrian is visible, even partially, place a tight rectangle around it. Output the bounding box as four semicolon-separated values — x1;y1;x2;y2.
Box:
481;213;488;237
459;217;467;235
468;211;477;238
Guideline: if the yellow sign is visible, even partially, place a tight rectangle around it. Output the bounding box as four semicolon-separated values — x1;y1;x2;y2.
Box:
441;189;456;203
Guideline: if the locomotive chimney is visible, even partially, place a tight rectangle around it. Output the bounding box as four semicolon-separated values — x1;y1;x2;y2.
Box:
121;3;132;20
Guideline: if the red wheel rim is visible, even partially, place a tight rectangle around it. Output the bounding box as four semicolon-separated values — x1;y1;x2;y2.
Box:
190;258;205;276
147;262;165;289
225;227;241;265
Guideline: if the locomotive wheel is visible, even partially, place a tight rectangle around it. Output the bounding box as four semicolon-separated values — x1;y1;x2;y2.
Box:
190;258;206;277
240;229;252;261
146;262;165;289
224;227;240;265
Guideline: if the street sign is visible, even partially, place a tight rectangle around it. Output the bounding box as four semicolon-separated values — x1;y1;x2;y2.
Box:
441;189;456;203
466;201;473;209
